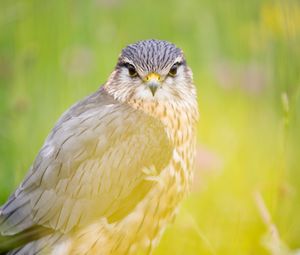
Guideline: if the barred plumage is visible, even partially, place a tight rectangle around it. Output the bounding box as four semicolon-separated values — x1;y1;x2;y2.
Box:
119;40;183;72
0;39;198;255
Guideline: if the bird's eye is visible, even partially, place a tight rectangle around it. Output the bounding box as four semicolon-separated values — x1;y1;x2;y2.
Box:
125;63;138;77
168;62;180;76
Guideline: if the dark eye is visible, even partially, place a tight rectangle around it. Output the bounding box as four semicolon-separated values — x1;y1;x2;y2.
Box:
169;62;180;76
125;63;137;77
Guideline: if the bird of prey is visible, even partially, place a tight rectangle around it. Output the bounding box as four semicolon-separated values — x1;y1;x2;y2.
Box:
0;39;198;255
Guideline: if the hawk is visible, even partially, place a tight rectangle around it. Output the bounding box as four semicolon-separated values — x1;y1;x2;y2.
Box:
0;39;198;255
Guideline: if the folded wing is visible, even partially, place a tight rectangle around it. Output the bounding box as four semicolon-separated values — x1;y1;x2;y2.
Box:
0;90;172;245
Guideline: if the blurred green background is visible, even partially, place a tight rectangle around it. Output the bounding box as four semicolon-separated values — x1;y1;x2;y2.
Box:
0;0;299;254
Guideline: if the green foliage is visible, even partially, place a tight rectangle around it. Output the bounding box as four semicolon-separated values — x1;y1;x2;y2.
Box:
0;0;299;254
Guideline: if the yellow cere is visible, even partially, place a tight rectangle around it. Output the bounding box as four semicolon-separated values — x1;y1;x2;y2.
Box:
145;73;161;82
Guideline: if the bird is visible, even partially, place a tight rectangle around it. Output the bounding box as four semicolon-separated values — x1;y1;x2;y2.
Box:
0;39;199;255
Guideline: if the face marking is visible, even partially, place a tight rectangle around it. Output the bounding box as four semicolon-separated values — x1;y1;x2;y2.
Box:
105;40;196;104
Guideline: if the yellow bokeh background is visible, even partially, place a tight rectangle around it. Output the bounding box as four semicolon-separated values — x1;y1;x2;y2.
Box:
0;0;299;254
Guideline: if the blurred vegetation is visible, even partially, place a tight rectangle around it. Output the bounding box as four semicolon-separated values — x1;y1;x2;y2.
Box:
0;0;299;254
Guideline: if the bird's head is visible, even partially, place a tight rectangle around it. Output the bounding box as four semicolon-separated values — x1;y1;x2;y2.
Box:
105;40;197;104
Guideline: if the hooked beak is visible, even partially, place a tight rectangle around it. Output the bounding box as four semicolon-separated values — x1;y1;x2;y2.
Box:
145;73;161;96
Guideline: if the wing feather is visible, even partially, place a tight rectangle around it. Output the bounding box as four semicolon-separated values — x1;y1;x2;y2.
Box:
0;89;172;240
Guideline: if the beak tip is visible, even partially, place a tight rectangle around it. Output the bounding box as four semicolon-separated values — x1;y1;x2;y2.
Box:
145;73;160;96
149;85;158;96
